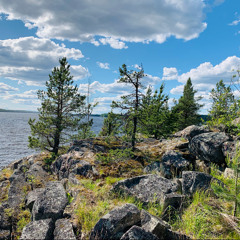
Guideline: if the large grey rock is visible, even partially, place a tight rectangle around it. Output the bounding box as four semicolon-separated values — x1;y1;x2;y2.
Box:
112;175;181;208
25;188;45;211
89;204;141;240
54;219;76;240
189;132;229;164
32;181;68;221
0;230;10;240
141;210;170;239
25;162;49;187
144;151;190;179
51;153;95;180
140;210;190;240
174;125;209;140
20;219;54;240
182;171;213;195
120;225;159;240
161;151;190;178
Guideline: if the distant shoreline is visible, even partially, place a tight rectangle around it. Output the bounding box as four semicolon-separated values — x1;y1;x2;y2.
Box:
0;109;106;117
0;109;37;113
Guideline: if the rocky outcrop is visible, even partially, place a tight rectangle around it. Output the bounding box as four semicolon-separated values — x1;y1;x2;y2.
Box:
8;167;30;208
189;132;229;165
51;152;97;180
90;203;141;240
144;151;189;179
161;150;190;178
112;175;183;210
54;219;76;240
141;209;171;238
174;125;209;140
32;181;68;221
141;210;190;240
120;225;159;240
182;171;213;195
20;219;54;240
90;204;191;240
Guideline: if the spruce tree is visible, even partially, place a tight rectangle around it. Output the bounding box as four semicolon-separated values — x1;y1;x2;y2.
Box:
173;78;202;130
28;57;86;156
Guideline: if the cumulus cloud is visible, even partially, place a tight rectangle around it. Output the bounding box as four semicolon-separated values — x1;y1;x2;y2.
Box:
177;56;240;84
97;62;110;70
99;38;128;49
0;0;207;47
169;56;240;96
0;82;18;94
162;67;178;80
0;37;88;85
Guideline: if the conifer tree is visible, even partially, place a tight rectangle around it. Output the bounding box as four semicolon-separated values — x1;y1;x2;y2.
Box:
173;78;202;130
112;64;145;149
28;57;86;156
208;79;238;131
139;84;172;138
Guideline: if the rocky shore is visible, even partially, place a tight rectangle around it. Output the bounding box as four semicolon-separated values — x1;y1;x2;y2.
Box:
0;125;238;240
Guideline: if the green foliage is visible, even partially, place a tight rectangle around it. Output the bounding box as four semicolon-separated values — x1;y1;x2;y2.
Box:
66;192;74;204
96;148;134;164
172;78;203;131
28;57;86;155
112;64;145;149
208;80;238;133
139;84;174;138
99;110;123;136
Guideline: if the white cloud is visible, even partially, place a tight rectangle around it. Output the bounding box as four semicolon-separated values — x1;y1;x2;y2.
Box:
2;89;40;106
0;82;19;94
0;37;88;85
97;62;110;70
178;56;240;85
229;19;240;26
99;38;128;49
162;67;178;80
0;0;207;47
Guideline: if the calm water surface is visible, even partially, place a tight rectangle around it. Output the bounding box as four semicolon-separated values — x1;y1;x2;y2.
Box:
0;112;104;169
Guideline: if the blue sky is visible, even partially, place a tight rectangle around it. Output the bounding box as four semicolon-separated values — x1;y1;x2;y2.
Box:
0;0;239;114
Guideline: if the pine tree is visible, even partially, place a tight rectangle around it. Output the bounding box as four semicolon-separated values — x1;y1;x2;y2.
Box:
139;84;172;139
28;57;86;156
112;64;145;149
173;78;203;130
209;80;237;128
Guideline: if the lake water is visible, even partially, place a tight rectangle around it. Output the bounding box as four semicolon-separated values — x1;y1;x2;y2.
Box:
0;112;104;169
